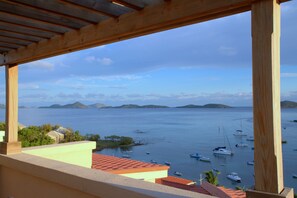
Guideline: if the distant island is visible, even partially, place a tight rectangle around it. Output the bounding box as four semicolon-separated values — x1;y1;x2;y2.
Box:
176;104;231;108
39;102;168;109
39;102;104;109
281;101;297;108
25;100;297;109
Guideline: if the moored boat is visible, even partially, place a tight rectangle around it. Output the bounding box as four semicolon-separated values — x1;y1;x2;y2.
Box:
174;171;182;176
190;153;202;159
227;172;241;183
164;161;171;166
235;143;248;148
199;157;211;162
150;160;157;164
246;136;254;141
247;161;254;165
122;154;131;158
293;174;297;179
213;146;233;155
233;129;247;136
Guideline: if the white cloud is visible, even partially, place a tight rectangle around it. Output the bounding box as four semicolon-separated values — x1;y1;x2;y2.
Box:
281;73;297;78
25;61;55;70
85;56;96;63
85;56;113;65
218;46;238;56
98;57;113;65
19;83;40;90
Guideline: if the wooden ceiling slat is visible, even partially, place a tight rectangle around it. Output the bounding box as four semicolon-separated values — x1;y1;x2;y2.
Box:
10;0;108;24
0;36;32;46
0;22;54;39
111;0;145;10
0;47;12;52
0;43;22;49
0;12;71;34
65;0;133;18
0;1;88;30
112;0;161;10
0;31;42;42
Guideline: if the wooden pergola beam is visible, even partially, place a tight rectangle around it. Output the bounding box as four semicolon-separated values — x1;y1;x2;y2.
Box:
249;0;289;196
1;0;254;66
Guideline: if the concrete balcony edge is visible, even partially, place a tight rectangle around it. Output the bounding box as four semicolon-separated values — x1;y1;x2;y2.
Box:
0;152;212;198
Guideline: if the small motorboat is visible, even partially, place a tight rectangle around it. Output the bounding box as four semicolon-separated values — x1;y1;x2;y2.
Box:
199;157;211;162
213;147;233;155
293;174;297;179
233;129;247;137
246;136;254;141
122;154;131;158
251;147;254;150
235;143;248;148
146;152;150;155
174;171;182;176
164;161;171;166
150;160;157;164
212;168;220;173
190;153;202;159
247;161;254;165
227;172;241;183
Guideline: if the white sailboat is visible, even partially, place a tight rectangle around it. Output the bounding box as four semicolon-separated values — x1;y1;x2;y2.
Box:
213;127;233;156
227;172;241;183
233;120;247;136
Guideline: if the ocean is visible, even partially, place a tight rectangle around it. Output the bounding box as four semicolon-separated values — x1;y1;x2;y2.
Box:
1;107;296;190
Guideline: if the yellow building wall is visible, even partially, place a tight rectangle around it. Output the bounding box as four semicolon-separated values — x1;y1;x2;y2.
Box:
120;170;168;183
22;141;96;168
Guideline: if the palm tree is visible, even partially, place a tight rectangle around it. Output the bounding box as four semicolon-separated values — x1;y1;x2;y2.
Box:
203;170;220;186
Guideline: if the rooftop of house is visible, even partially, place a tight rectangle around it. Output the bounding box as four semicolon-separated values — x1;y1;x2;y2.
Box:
92;153;169;174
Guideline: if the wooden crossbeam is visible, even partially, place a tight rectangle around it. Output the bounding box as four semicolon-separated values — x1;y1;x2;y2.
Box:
0;0;289;65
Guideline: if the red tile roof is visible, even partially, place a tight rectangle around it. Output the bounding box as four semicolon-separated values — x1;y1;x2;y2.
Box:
156;176;211;195
92;153;169;174
218;186;246;198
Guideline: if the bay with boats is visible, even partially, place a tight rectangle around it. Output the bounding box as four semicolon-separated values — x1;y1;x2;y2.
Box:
1;107;296;190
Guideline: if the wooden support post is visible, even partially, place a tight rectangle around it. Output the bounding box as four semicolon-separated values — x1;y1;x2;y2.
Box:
0;64;21;155
251;0;283;194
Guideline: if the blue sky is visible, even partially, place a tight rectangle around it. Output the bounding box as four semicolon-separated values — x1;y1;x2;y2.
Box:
1;1;296;107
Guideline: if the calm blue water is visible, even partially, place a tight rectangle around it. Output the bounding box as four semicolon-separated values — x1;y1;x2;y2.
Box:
0;108;296;190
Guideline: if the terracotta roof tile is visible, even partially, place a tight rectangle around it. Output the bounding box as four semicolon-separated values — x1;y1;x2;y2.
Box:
218;186;246;198
92;153;169;174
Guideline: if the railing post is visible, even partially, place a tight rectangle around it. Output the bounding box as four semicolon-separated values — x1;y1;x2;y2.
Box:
247;0;293;197
0;64;21;155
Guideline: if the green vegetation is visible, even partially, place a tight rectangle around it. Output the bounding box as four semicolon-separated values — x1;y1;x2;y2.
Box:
94;135;135;151
204;170;220;186
0;122;137;150
235;186;246;191
0;122;5;131
18;126;55;147
61;129;84;143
